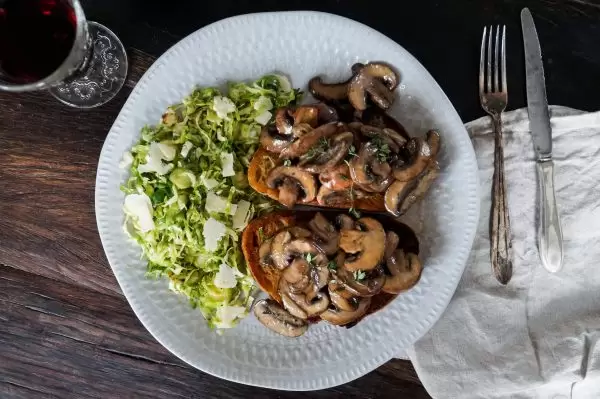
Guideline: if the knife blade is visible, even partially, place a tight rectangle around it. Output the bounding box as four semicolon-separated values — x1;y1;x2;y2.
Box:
521;8;552;160
521;8;564;273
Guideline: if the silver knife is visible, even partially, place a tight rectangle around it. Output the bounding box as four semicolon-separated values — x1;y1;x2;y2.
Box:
521;8;564;273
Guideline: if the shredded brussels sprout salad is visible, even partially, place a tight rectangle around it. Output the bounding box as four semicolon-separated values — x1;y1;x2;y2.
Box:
120;75;300;329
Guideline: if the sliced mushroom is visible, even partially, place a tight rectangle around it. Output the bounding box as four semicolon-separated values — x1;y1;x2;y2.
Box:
393;130;441;181
328;280;358;312
279;122;339;159
254;299;308;337
289;290;330;317
382;250;423;294
320;297;371;326
267;166;317;207
336;214;355;230
258;238;273;267
271;231;320;270
360;62;399;90
339;217;386;271
348;62;399;111
359;107;410;140
281;292;308;319
259;125;293;153
308;212;339;256
349;142;393;193
281;278;330;318
385;162;440;216
275;108;294;135
384;231;400;260
291;123;313;139
282;257;310;284
291;105;318;127
270;230;293;269
278;180;301;208
351;62;365;75
303;264;330;303
316;186;367;207
308;76;351;102
360;125;407;152
299;131;354;174
313;102;339;124
288;226;312;239
319;163;353;191
335;265;386;297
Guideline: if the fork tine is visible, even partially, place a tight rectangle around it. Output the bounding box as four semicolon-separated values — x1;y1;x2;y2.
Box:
501;25;507;93
494;25;500;92
479;26;487;94
486;26;492;93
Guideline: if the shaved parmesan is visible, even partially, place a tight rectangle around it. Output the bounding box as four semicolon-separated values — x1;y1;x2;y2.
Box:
203;217;226;252
214;263;238;289
123;193;154;232
254;110;272;126
220;153;235;177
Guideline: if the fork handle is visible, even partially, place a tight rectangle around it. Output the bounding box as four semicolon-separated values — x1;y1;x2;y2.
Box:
536;160;564;272
490;115;513;284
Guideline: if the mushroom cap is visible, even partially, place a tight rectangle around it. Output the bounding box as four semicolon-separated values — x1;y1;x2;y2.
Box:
382;251;423;294
320;297;371;326
254;299;308;337
385;162;440;216
347;62;399;112
259;125;294;153
308;212;340;256
280;278;330;318
393;130;441;182
339;217;386;272
266;165;317;207
335;265;386;297
308;76;350;102
298;131;354;174
349;142;393;193
274;107;294;135
360;62;400;91
328;280;359;312
319;163;353;191
279;122;339;159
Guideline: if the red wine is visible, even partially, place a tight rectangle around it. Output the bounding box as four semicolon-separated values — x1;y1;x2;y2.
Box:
0;0;76;83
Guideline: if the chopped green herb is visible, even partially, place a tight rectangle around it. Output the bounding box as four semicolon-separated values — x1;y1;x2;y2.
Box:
327;260;338;270
347;144;357;157
305;137;330;160
371;137;391;163
349;207;361;219
353;270;366;281
258;227;265;242
305;253;313;264
283;159;292;166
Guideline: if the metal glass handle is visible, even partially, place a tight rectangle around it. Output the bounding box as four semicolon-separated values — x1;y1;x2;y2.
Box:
537;160;564;272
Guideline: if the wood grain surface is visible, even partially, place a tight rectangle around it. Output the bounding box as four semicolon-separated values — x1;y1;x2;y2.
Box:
1;1;599;398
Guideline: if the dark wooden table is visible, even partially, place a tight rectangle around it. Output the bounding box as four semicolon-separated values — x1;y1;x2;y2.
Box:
1;1;599;398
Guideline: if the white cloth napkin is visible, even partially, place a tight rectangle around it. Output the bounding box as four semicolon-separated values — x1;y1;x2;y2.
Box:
404;106;600;399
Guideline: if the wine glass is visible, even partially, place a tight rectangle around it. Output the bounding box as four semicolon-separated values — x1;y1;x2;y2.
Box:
0;0;127;108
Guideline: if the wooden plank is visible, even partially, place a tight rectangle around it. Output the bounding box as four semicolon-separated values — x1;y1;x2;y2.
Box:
0;49;155;297
0;266;431;398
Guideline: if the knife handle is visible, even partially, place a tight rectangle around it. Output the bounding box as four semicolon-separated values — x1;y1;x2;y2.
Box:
537;160;564;272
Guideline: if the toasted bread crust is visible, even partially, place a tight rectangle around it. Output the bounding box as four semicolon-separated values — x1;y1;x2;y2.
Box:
241;211;295;302
247;149;386;211
241;211;420;324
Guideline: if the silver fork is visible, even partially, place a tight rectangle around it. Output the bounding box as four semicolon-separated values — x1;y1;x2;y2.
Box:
479;25;513;285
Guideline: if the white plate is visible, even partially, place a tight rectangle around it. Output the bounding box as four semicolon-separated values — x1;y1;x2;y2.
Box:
95;11;479;391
